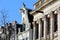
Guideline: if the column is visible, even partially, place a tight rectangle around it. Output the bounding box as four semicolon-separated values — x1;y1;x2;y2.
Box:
58;12;60;40
32;22;36;40
57;8;60;40
50;13;54;40
44;16;47;40
38;18;42;40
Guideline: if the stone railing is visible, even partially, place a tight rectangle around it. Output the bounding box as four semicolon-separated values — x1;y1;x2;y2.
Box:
34;0;53;9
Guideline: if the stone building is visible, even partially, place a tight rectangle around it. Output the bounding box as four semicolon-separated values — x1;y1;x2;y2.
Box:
30;0;60;40
0;0;60;40
20;0;60;40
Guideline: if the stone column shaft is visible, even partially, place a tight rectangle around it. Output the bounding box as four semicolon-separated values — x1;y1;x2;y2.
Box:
50;13;54;40
58;8;60;40
58;14;60;40
32;22;36;40
44;16;47;40
38;19;42;40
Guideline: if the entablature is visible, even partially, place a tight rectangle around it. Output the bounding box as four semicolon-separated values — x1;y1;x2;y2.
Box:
30;0;58;15
34;0;53;9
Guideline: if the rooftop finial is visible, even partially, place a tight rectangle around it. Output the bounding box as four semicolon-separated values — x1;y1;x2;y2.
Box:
22;2;26;8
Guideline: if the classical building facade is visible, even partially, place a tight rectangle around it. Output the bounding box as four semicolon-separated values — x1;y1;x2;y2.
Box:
30;0;60;40
20;0;60;40
1;0;59;40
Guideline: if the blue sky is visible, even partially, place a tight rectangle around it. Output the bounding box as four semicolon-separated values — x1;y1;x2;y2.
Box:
0;0;37;25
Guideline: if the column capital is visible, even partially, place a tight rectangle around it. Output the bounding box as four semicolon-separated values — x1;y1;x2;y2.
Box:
32;21;36;24
47;14;50;18
38;18;42;23
42;15;47;21
32;22;35;24
32;21;36;27
50;12;54;18
56;7;60;14
54;10;58;14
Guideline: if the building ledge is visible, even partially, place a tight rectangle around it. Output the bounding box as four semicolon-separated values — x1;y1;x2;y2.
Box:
30;0;57;15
